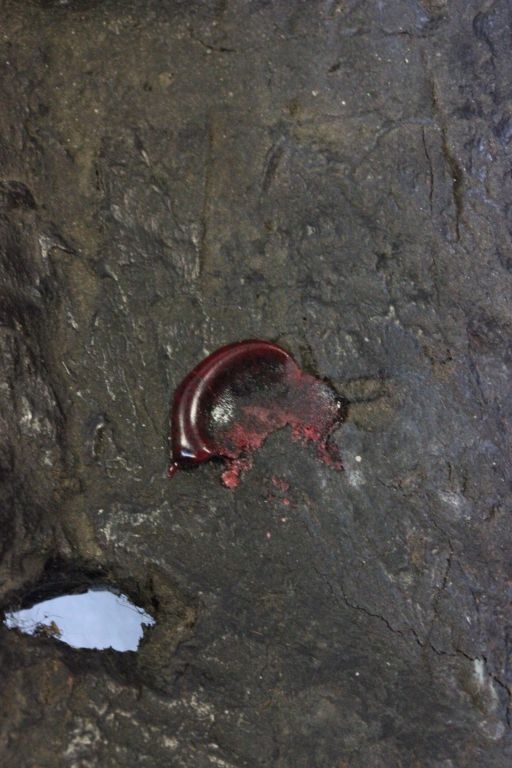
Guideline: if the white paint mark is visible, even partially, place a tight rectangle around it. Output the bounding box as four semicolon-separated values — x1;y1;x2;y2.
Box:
211;393;235;426
347;468;365;488
5;590;155;652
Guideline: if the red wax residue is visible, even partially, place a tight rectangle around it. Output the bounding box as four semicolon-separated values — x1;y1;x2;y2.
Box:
271;476;290;493
221;458;253;489
168;339;346;488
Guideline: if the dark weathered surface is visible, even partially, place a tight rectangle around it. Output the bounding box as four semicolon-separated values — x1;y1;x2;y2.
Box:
1;0;511;765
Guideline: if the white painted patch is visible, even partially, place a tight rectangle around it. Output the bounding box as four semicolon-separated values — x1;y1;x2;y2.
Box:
211;393;235;426
189;693;215;722
64;718;101;761
473;658;486;687
438;490;463;512
20;396;34;426
208;756;240;768
437;490;471;519
472;658;499;710
347;468;365;488
5;589;155;652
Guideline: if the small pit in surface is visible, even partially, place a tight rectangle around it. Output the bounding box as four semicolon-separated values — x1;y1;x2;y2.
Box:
3;588;155;652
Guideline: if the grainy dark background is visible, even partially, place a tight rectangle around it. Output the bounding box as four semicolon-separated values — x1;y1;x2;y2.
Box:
1;0;511;766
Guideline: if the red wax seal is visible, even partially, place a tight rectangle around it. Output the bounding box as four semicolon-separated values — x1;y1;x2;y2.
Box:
168;339;345;487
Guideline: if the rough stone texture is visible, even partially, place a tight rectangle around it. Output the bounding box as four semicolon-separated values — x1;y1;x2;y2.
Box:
1;0;511;765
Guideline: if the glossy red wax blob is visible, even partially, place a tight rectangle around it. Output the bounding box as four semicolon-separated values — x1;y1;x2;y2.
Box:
168;339;345;487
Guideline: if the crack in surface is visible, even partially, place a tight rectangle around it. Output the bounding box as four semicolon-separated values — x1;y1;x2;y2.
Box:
198;115;216;283
421;127;434;216
429;77;464;241
261;135;286;196
324;565;511;725
187;25;238;54
300;511;511;728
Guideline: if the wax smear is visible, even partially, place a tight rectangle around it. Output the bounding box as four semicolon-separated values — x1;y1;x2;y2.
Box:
4;589;155;652
211;362;345;488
